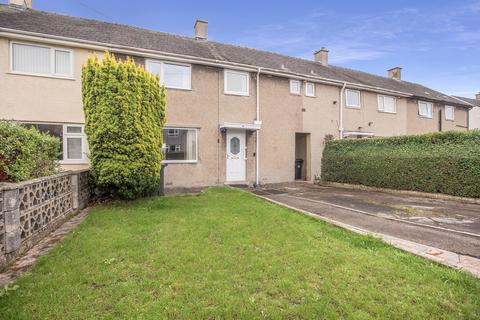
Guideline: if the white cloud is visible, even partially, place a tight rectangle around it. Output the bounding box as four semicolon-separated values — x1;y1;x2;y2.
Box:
468;1;480;13
230;3;479;66
456;31;480;41
328;46;386;64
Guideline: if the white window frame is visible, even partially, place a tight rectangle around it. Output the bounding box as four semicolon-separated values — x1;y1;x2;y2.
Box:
418;101;433;118
62;124;87;164
377;94;397;114
345;89;361;108
305;82;315;97
224;69;250;96
10;41;74;79
145;59;192;90
290;79;301;95
162;127;198;164
167;128;179;137
445;105;455;121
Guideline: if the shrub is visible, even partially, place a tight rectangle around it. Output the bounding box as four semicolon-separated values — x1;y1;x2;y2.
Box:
82;52;166;199
321;130;480;198
0;121;59;182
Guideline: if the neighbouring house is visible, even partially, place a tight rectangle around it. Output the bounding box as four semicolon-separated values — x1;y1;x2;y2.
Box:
0;1;473;189
453;94;480;129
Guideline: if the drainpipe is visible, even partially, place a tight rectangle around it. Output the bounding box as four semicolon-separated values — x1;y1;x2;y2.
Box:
255;67;262;187
438;108;443;132
339;82;346;139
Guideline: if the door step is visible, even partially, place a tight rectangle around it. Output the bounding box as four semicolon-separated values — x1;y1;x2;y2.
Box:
225;181;250;189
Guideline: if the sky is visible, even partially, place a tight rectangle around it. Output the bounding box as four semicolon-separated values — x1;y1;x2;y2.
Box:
3;0;479;98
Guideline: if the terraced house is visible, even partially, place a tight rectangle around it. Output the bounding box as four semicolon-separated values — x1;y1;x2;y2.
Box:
0;1;476;188
453;94;480;129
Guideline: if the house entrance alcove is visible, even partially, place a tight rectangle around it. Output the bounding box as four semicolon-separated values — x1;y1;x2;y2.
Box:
295;133;310;180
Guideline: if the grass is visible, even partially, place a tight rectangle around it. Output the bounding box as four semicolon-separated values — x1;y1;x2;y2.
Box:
0;188;479;319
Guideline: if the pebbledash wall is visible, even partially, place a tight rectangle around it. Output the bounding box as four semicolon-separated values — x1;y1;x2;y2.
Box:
0;170;92;269
0;37;471;189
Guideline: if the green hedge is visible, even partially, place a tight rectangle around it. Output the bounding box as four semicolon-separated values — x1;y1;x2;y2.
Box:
0;120;59;182
321;130;480;198
82;52;166;199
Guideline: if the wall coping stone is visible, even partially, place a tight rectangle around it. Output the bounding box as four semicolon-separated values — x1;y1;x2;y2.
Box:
0;169;90;191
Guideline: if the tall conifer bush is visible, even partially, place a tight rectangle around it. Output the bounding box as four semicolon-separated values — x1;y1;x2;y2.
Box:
82;52;166;199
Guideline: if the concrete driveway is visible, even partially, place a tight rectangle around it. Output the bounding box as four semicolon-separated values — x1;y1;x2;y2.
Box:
253;182;480;259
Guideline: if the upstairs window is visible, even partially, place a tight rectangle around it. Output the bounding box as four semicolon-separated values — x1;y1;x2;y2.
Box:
377;95;396;113
445;105;455;121
163;63;191;89
346;89;361;108
290;79;300;95
224;70;249;96
146;60;191;90
11;42;73;77
305;82;315;97
418;101;433;118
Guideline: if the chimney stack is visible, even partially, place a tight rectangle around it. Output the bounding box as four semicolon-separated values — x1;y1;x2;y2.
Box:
476;92;480;101
9;0;32;9
314;47;329;66
194;19;208;40
388;67;402;81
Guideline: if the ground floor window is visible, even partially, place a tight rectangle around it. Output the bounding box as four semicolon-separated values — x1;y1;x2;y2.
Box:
163;128;197;163
22;122;87;163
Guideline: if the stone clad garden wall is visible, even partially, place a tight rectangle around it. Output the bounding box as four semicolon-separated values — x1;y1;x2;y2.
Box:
0;170;92;269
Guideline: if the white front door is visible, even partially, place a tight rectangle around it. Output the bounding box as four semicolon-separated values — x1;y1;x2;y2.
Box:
226;129;246;182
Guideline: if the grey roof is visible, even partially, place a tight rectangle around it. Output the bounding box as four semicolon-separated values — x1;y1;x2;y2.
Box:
453;96;480;107
0;5;470;108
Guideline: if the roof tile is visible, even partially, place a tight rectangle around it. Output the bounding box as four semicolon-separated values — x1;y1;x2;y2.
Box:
0;5;470;107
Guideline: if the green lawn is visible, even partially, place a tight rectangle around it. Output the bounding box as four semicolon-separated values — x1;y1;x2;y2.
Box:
1;188;479;319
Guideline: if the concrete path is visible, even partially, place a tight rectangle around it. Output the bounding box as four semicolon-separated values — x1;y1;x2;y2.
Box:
263;183;480;235
253;183;480;278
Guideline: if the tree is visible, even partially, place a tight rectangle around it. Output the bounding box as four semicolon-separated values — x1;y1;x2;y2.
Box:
82;52;166;199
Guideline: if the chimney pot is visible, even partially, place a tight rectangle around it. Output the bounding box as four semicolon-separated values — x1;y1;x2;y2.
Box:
476;92;480;101
314;47;329;66
388;67;402;80
194;19;208;40
8;0;32;8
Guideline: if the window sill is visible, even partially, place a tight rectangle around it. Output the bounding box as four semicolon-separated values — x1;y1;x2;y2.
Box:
445;119;455;122
346;105;361;109
305;95;316;98
165;124;201;129
8;71;75;81
378;110;397;114
59;160;89;165
224;91;250;97
165;86;192;91
162;160;198;164
290;92;301;96
418;115;433;119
